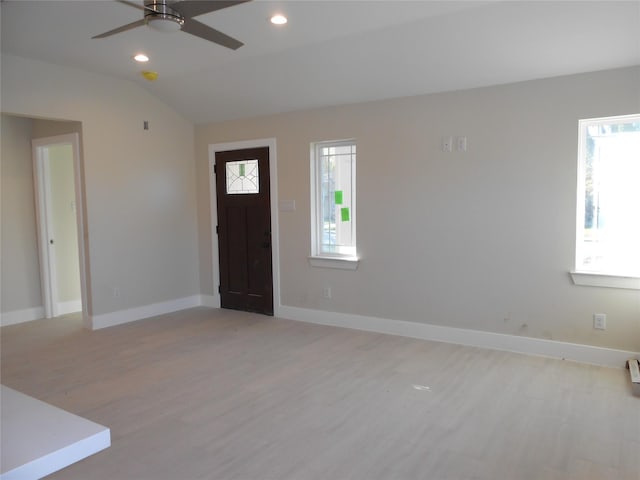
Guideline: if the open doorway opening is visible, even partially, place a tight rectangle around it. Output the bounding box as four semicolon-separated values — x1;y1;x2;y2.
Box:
32;134;86;319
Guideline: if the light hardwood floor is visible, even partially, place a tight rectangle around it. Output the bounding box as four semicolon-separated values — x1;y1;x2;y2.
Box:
1;307;638;480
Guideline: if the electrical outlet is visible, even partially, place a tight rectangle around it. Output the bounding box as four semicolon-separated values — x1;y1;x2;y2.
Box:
593;313;606;330
113;287;121;298
441;136;453;152
323;287;332;299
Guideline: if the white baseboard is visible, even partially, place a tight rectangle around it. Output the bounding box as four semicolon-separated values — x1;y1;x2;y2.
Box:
89;295;203;330
1;307;45;327
199;294;219;308
57;300;82;316
81;294;639;369
277;305;638;369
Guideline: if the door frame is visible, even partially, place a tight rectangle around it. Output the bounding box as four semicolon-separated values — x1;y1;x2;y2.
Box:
32;133;88;320
208;138;280;315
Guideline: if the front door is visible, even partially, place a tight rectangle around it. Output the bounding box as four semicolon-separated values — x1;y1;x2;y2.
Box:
215;147;273;315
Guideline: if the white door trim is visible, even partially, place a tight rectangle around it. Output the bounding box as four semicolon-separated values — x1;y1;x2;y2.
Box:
32;133;88;322
208;138;280;315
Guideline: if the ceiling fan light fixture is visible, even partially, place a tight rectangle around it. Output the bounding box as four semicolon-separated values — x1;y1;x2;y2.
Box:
270;14;287;25
93;0;247;49
147;16;184;33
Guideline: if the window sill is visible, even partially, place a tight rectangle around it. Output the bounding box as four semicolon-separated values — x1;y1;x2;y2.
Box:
308;256;359;270
570;271;640;290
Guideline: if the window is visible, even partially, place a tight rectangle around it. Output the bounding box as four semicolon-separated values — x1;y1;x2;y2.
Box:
310;140;358;268
573;114;640;287
226;159;259;194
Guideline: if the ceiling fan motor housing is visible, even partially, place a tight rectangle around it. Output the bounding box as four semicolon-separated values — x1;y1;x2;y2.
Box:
144;0;185;30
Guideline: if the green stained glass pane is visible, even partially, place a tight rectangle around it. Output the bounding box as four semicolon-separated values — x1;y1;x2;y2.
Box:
334;190;343;205
239;163;245;177
341;207;350;222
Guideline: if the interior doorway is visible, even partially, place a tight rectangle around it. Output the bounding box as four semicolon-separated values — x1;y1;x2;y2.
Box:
32;134;86;318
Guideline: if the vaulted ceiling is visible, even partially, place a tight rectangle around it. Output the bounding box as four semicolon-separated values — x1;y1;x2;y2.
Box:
2;1;639;124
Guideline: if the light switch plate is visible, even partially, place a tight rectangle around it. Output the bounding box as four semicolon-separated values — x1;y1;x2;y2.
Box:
593;313;606;330
456;136;467;152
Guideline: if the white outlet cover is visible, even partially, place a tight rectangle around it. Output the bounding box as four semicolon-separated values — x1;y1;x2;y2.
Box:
593;313;606;330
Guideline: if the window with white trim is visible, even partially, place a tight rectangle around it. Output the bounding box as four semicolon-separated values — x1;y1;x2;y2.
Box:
575;114;640;280
310;140;357;264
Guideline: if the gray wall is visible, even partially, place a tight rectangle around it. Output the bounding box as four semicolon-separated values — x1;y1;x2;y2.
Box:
1;115;42;313
3;52;637;352
1;115;85;317
196;66;640;352
2;54;199;317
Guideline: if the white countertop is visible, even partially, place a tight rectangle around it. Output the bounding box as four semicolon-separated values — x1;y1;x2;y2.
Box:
1;385;110;480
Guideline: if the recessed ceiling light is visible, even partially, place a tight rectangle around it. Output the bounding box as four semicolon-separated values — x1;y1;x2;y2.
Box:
134;53;149;63
270;14;287;25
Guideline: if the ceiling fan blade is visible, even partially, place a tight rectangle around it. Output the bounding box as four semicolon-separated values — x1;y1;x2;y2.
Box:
116;0;162;14
92;19;147;39
181;18;244;50
173;0;251;19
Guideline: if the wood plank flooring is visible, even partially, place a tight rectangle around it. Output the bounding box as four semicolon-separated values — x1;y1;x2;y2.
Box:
1;307;638;480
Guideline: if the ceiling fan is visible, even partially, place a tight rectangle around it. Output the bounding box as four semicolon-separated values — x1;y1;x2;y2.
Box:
92;0;251;50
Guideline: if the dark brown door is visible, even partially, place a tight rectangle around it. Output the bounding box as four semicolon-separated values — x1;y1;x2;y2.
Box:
215;147;273;315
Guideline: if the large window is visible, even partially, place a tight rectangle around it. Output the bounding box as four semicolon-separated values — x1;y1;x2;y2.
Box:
575;114;640;280
310;140;357;265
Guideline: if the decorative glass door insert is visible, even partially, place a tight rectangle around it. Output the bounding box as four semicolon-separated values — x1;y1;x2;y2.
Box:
226;159;259;194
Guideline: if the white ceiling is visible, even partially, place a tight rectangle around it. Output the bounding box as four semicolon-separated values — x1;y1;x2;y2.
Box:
2;0;639;124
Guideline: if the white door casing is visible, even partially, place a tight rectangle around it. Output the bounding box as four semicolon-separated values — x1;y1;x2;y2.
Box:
32;133;88;320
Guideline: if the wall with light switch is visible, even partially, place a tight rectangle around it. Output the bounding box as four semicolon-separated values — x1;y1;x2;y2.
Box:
3;52;636;350
196;66;640;352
